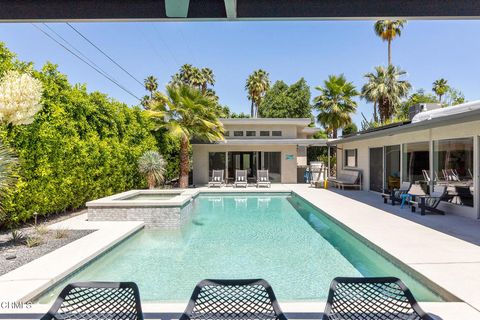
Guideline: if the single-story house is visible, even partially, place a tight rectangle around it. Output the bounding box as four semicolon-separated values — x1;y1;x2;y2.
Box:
192;118;326;185
329;101;480;219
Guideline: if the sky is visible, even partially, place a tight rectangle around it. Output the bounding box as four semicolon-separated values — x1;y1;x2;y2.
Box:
1;20;480;126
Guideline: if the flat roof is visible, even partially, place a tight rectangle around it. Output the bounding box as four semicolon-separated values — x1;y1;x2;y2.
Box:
328;104;480;145
194;138;327;146
220;118;312;126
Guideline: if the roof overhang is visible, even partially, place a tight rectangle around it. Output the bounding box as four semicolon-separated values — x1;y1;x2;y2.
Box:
3;0;480;21
194;138;327;146
220;118;312;126
328;106;480;145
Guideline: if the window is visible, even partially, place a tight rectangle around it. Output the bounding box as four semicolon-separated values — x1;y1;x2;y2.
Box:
272;131;282;137
433;138;474;207
402;142;429;184
260;131;270;136
224;131;229;137
246;131;256;136
233;131;243;137
344;149;357;167
208;152;226;179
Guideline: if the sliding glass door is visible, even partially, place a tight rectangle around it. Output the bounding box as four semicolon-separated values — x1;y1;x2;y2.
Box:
385;145;401;192
369;147;383;192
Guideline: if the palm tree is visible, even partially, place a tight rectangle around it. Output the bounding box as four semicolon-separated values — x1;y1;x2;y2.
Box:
147;84;224;188
361;73;382;122
362;65;411;123
245;70;270;117
200;68;215;95
432;78;449;103
374;20;407;65
314;74;358;138
138;151;166;189
144;76;158;97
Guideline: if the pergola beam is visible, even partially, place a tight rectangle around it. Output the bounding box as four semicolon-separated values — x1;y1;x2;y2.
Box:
1;0;480;21
224;0;237;19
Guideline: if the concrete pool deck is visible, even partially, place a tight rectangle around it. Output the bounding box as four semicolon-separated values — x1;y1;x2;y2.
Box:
1;184;480;319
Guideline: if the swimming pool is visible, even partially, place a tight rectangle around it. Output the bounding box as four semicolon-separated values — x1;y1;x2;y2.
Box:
37;192;442;303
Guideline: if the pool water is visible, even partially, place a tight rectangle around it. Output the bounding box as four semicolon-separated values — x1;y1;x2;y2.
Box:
37;193;441;303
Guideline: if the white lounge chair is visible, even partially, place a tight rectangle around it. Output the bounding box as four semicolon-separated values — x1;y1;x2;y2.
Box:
208;170;225;188
256;170;271;188
234;170;248;188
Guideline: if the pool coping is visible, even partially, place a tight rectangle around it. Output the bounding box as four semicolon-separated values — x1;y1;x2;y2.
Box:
0;216;144;303
1;185;479;319
86;189;200;208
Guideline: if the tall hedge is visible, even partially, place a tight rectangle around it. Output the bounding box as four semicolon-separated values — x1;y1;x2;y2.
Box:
0;44;158;227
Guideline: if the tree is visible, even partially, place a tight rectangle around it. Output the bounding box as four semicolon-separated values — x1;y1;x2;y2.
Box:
245;69;270;117
362;65;411;123
398;89;438;119
314;74;358;138
443;87;466;106
432;78;449;103
0;70;43;125
259;78;312;118
342;122;358;135
374;20;407;65
138;150;166;189
229;112;251;118
144;76;158;96
147;84;224;188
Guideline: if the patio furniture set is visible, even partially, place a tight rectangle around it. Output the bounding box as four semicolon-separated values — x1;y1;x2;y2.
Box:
382;182;448;215
208;169;271;188
40;277;434;320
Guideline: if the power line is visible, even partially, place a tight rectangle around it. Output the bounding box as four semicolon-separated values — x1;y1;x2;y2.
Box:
32;24;141;100
42;24;113;81
66;22;144;87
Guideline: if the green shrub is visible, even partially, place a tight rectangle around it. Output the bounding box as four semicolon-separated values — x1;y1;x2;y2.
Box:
0;44;158;228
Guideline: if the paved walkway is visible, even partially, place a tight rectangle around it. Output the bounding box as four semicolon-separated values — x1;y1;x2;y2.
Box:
289;184;480;318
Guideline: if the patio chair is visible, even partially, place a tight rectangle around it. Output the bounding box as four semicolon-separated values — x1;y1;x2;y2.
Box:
442;169;460;182
382;182;411;205
208;170;225;188
257;170;271;188
40;282;143;320
234;169;248;188
323;277;433;320
411;185;447;215
180;279;287;320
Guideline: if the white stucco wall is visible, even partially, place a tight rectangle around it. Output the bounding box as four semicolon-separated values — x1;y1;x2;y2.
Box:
335;120;480;219
192;144;299;185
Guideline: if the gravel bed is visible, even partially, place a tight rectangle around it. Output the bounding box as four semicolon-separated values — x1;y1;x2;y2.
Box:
0;229;94;276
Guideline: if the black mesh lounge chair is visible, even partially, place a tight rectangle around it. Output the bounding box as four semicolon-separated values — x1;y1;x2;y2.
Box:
40;282;143;320
411;185;447;215
323;277;433;320
382;182;411;205
180;279;287;320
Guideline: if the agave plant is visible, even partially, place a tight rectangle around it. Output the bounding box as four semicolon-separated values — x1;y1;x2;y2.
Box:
0;140;17;199
138;151;166;189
